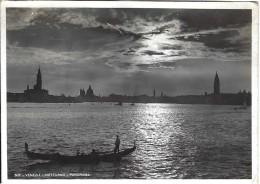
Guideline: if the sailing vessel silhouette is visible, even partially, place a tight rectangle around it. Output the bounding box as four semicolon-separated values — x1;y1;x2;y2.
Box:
234;98;247;110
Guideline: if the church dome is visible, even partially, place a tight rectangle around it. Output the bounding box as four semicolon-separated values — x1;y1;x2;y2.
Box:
86;85;94;97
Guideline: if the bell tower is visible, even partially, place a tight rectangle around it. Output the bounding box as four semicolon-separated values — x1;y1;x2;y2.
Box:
214;71;220;94
34;66;42;90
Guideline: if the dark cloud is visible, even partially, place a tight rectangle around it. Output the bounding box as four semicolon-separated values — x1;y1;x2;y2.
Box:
7;8;251;55
7;8;251;32
142;50;165;56
120;48;138;56
117;49;125;53
174;30;251;53
96;15;123;25
137;61;176;70
165;51;188;57
8;23;139;52
160;44;183;50
107;60;132;70
164;9;251;31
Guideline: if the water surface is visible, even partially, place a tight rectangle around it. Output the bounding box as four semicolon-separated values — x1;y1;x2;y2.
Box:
8;103;251;179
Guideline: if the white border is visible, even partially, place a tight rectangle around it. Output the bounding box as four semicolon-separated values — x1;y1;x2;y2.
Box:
0;1;258;9
1;1;258;184
1;3;7;184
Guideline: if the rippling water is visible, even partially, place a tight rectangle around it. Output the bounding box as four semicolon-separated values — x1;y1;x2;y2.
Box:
8;103;251;179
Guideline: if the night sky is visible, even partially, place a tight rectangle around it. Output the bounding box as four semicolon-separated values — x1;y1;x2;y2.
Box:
7;8;251;96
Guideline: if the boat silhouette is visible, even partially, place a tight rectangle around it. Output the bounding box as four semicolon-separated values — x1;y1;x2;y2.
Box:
115;101;123;106
234;98;248;110
24;142;136;164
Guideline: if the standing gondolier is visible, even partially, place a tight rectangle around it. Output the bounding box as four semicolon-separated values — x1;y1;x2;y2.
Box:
114;135;120;153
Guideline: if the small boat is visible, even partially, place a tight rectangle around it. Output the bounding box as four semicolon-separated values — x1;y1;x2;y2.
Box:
115;101;123;106
24;142;136;164
131;97;135;106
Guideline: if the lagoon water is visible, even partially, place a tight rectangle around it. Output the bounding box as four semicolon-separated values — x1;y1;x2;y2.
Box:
8;103;251;179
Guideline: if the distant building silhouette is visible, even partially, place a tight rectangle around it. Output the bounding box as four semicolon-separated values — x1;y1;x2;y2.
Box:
86;85;94;98
7;68;251;106
23;66;49;101
8;67;80;103
78;85;97;101
80;89;85;97
214;71;220;94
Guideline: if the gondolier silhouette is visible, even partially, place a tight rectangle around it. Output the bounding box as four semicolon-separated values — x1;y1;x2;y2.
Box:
25;143;28;152
114;135;120;153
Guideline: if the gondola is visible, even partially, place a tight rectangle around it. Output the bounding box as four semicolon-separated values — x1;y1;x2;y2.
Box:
24;142;136;164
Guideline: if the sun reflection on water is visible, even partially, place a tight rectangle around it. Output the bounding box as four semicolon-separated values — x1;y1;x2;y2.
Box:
131;104;189;178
